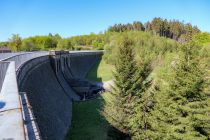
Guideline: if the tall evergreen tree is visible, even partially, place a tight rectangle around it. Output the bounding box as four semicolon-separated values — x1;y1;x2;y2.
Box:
103;35;143;137
130;63;156;140
167;45;210;139
143;45;210;140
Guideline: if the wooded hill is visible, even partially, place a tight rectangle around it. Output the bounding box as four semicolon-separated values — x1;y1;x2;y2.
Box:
0;17;204;52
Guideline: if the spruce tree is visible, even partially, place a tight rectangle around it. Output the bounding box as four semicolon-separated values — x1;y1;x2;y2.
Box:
167;45;210;139
103;35;143;137
146;45;210;140
130;78;159;140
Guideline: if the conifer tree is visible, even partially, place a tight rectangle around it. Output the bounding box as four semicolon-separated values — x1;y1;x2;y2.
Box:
103;35;144;137
167;45;210;139
144;45;210;140
130;78;159;140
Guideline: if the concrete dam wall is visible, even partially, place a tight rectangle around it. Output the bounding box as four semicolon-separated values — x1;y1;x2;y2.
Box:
17;51;103;140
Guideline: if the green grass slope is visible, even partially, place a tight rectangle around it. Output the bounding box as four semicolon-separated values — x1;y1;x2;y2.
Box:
86;57;114;82
65;57;114;140
65;96;109;140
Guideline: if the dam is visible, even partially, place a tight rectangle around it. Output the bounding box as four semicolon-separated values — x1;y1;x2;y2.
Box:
0;51;103;140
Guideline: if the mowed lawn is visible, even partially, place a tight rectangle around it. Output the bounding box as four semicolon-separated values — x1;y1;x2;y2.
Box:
65;58;114;140
86;58;114;82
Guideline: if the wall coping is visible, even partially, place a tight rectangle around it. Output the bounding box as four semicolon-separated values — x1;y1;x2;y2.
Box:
0;61;26;140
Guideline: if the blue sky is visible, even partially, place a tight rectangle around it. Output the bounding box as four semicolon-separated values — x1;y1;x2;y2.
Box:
0;0;209;41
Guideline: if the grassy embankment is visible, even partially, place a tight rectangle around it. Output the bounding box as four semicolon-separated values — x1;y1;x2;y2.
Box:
65;58;113;140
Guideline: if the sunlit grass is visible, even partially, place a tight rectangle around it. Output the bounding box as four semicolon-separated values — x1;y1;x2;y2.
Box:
65;58;114;140
65;95;109;140
86;58;114;82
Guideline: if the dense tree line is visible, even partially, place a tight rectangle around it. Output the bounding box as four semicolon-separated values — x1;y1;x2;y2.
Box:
0;42;9;48
0;17;203;52
2;33;107;52
108;21;145;32
107;17;200;42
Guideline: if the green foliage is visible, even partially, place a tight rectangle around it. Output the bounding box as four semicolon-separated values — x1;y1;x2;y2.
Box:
104;31;178;65
103;35;147;136
130;82;159;140
107;18;200;42
92;40;105;50
86;57;114;82
0;42;9;48
101;30;210;140
191;32;210;76
68;33;108;50
57;38;74;50
21;34;60;51
107;21;145;32
8;34;22;52
135;45;210;140
192;32;210;47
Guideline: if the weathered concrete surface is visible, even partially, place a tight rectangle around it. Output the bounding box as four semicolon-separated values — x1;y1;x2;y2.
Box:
0;52;25;60
19;52;103;140
0;61;25;140
4;52;49;69
56;71;81;101
68;53;101;79
19;61;73;140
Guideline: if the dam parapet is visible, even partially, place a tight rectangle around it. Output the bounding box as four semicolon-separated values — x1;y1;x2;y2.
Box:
0;61;26;140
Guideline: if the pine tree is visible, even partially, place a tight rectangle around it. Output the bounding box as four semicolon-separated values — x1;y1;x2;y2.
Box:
103;35;144;137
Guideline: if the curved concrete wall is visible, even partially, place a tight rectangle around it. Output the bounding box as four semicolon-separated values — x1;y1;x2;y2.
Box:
19;60;72;140
0;52;26;60
17;51;103;140
68;53;101;78
4;52;49;69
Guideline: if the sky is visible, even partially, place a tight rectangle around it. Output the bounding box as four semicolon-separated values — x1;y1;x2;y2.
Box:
0;0;209;41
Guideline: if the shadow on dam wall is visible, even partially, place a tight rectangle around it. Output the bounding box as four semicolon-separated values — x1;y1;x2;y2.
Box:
86;57;103;82
18;53;103;140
